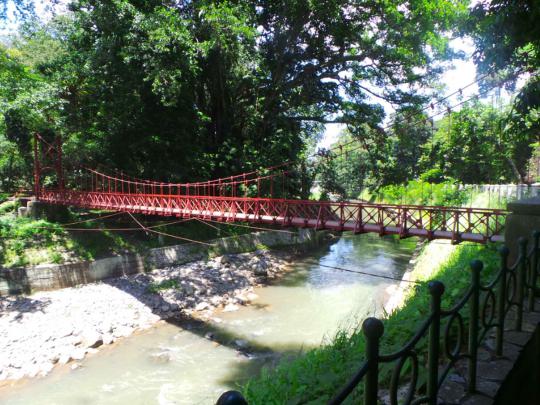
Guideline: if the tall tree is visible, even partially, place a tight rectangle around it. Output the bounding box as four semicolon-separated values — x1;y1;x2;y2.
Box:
469;0;540;74
468;0;539;182
2;0;469;191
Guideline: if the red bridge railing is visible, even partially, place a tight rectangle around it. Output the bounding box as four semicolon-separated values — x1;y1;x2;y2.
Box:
32;133;507;243
38;189;506;243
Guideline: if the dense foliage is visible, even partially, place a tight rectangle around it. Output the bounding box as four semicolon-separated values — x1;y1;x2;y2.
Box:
317;98;535;200
1;0;468;192
467;0;540;181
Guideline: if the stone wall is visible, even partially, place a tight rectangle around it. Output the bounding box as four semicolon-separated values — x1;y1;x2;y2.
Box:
147;228;321;268
0;229;324;296
494;323;540;405
504;197;540;262
0;254;145;295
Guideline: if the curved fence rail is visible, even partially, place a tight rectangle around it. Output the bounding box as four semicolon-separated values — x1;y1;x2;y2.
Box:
217;231;540;405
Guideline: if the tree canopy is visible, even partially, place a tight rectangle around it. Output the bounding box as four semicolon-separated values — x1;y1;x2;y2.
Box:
1;0;469;189
0;0;537;195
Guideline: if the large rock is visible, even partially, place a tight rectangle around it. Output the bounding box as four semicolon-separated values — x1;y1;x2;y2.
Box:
80;329;103;348
195;302;210;311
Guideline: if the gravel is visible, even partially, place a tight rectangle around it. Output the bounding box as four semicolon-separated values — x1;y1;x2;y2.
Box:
0;249;291;382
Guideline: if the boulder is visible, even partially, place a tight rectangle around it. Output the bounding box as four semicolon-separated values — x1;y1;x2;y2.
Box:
80;329;103;349
195;302;210;311
150;351;171;364
113;326;134;339
223;303;239;312
70;348;86;361
234;339;249;349
102;333;114;345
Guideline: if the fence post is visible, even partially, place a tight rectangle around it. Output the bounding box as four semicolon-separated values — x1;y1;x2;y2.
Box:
363;317;384;405
528;231;540;311
496;246;509;355
516;237;528;331
427;281;444;405
468;260;483;393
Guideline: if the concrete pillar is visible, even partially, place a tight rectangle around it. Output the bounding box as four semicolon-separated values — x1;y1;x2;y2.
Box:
505;197;540;261
27;200;69;222
17;206;27;217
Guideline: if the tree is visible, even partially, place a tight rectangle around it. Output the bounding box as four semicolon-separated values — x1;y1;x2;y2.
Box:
380;111;432;185
1;1;34;24
469;0;540;75
468;0;540;183
2;0;469;193
0;42;58;190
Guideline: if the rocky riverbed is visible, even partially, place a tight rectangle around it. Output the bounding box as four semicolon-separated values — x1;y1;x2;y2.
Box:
0;249;292;383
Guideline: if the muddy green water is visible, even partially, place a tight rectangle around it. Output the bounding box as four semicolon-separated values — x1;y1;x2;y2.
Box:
2;234;416;405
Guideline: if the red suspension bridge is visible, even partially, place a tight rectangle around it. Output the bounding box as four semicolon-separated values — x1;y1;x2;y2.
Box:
33;133;507;244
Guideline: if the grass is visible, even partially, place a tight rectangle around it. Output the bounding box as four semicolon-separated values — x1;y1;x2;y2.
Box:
241;241;501;404
147;279;180;293
0;201;270;268
360;180;469;207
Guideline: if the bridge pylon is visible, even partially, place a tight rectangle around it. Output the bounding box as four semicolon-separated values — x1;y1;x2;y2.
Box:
33;132;64;198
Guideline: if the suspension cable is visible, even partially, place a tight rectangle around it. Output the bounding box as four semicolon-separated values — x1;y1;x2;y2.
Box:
316;263;424;284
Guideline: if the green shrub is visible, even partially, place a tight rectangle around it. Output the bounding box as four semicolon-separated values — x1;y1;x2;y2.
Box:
419;168;445;183
363;180;468;207
0;200;18;214
147;279;179;293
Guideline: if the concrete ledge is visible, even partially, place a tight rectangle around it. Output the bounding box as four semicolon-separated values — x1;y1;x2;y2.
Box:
436;300;540;405
0;229;325;295
504;197;540;261
147;228;321;268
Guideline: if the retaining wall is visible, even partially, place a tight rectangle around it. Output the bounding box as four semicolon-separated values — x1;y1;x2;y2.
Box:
0;228;324;296
459;184;540;202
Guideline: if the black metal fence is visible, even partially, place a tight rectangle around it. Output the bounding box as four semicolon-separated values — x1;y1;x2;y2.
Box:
217;231;540;405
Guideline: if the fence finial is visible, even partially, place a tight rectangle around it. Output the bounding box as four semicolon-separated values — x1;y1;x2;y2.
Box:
470;259;483;273
428;280;445;297
362;317;384;339
499;245;510;259
216;391;248;405
518;236;528;248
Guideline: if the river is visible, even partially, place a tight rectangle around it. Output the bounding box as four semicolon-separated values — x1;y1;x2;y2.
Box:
1;233;416;404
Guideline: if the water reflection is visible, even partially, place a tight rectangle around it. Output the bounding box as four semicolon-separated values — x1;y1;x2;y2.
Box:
1;233;416;405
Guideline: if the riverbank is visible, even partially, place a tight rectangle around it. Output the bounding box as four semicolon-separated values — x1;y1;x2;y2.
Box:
242;239;501;403
0;243;314;385
0;233;416;404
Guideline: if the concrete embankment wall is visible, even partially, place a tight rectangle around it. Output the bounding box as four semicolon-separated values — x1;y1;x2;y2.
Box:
0;228;326;295
459;183;540;202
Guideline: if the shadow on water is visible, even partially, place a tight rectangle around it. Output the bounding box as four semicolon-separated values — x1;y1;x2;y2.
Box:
0;233;417;404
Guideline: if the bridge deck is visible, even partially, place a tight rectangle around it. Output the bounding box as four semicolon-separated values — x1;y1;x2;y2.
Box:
38;190;507;244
